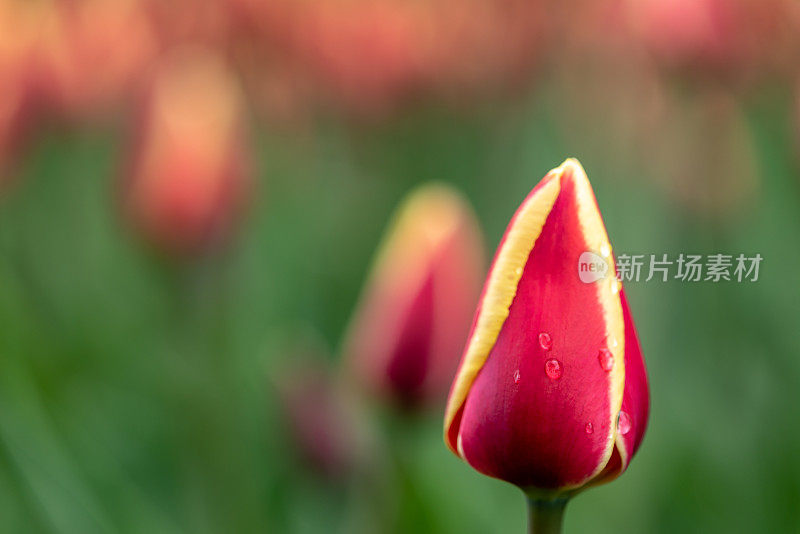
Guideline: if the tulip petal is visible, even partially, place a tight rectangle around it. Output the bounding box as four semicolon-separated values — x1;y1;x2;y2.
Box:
445;171;562;448
444;159;626;491
588;289;650;486
616;290;649;468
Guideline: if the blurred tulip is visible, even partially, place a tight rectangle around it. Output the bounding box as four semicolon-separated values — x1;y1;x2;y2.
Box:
294;0;433;116
345;184;484;410
0;73;28;186
239;57;313;127
0;0;43;185
426;0;546;103
444;160;648;507
142;0;234;49
38;0;159;119
648;88;759;217
235;0;546;118
122;48;251;255
626;0;799;84
277;359;365;480
796;79;800;163
550;42;667;182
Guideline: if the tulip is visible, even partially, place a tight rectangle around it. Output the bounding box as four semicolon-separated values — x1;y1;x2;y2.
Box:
121;48;251;256
425;0;546;102
294;0;432;116
277;358;365;480
143;0;233;49
0;70;29;187
795;78;800;160
38;0;159;119
0;0;42;187
344;184;484;410
235;0;547;118
646;87;758;217
443;159;649;531
625;0;798;83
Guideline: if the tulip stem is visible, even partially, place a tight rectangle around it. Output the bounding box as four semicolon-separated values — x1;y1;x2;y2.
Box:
526;497;567;534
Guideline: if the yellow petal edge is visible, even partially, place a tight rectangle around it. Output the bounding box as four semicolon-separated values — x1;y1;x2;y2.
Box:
570;159;626;490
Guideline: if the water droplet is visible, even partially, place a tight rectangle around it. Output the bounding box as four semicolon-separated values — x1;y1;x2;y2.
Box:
611;337;619;348
544;359;562;380
513;369;521;384
515;267;523;276
538;332;552;351
585;422;594;434
598;349;614;372
600;244;610;257
617;411;632;435
611;278;620;294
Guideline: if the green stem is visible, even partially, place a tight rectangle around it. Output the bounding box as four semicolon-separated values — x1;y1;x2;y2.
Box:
526;496;568;534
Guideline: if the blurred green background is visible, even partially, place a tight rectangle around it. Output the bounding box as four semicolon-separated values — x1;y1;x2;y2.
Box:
2;1;800;533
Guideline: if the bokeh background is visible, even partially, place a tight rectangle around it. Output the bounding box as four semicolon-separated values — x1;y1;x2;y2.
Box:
1;0;800;532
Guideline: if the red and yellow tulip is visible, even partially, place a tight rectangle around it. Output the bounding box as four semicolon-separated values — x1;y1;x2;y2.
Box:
444;159;649;510
345;184;484;409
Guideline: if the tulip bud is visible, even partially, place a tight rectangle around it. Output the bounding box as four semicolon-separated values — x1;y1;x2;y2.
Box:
444;159;649;498
276;359;365;481
121;48;251;255
345;184;484;410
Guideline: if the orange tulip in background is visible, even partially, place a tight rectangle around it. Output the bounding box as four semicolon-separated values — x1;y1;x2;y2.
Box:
37;0;159;119
121;48;251;256
626;0;799;83
229;0;546;117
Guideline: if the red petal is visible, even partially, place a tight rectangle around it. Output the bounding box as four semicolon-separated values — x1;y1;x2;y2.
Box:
616;290;649;467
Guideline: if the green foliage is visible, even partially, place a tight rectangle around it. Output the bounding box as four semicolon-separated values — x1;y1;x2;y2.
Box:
1;92;799;533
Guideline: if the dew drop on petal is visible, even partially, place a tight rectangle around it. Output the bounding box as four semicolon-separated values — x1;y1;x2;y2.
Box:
513;369;521;384
617;411;632;435
538;332;552;351
585;422;594;434
611;337;619;348
544;359;562;380
598;349;614;372
600;244;610;257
